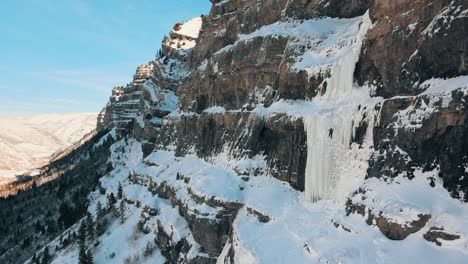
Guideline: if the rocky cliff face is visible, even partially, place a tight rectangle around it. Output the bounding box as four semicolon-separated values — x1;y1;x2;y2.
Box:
356;0;467;97
2;1;468;264
97;17;198;133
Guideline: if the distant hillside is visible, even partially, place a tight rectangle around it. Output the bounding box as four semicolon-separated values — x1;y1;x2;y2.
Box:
0;113;97;184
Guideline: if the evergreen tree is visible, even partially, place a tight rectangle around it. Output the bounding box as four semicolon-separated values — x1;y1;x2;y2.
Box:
35;221;42;233
78;244;88;264
137;209;148;233
117;182;123;200
86;212;95;240
148;177;154;193
42;246;50;264
58;203;75;228
87;249;94;264
106;193;116;212
119;201;125;224
78;220;87;246
96;201;104;222
78;221;88;264
35;254;41;264
96;222;104;236
137;211;144;232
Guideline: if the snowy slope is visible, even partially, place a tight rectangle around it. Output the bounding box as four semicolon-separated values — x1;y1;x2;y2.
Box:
48;134;468;263
0;113;97;184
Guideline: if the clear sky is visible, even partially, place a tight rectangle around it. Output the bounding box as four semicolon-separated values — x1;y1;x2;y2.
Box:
0;0;211;115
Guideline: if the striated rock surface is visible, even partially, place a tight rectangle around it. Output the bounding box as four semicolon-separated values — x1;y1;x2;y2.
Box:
356;0;468;98
97;17;201;133
368;76;468;200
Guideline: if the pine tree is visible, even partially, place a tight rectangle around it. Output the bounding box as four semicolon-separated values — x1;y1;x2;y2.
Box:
148;177;154;193
78;220;87;243
137;209;148;233
96;222;104;236
86;212;95;240
35;221;42;233
96;201;104;221
87;250;94;264
106;193;116;212
137;211;144;232
119;201;125;224
42;246;50;264
78;221;88;264
117;182;123;200
78;244;88;264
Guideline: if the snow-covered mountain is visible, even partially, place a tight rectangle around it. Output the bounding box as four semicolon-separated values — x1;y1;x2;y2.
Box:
1;1;467;264
0;113;97;185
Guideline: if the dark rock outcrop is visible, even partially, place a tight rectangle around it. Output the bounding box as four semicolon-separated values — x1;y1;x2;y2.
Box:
375;214;431;240
285;0;372;19
151;179;243;261
423;227;461;246
356;0;467;98
368;87;468;200
155;112;307;190
346;198;431;240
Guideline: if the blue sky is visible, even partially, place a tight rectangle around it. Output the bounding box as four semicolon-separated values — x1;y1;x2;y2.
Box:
0;0;211;114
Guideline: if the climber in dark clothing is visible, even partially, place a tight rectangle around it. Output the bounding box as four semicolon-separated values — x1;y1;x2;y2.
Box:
328;128;333;138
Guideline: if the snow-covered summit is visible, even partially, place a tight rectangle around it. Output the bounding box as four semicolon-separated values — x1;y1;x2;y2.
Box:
174;17;202;39
163;17;202;50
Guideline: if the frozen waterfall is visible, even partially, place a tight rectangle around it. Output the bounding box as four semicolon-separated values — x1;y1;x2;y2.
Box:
304;110;355;202
304;13;372;202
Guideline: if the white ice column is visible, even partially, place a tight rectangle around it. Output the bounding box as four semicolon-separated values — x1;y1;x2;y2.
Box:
304;110;353;202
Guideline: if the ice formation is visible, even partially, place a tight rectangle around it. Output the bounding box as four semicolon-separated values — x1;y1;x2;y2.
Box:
304;13;372;202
